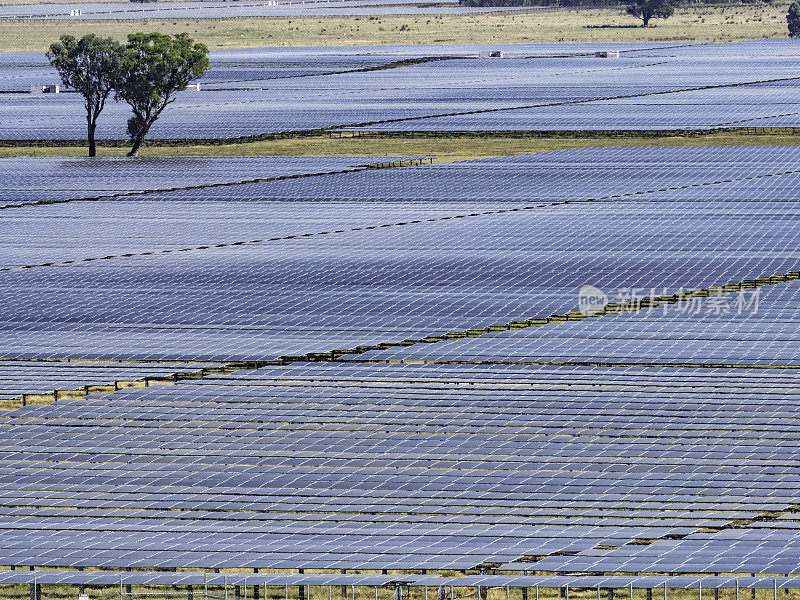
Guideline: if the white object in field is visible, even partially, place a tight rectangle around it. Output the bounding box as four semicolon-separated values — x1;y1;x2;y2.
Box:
30;84;59;93
479;50;503;58
595;50;619;58
69;9;83;15
79;594;89;600
186;83;201;91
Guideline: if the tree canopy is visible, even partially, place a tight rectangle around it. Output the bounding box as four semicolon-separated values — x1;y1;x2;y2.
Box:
626;0;674;26
788;2;800;37
46;34;124;157
115;32;209;157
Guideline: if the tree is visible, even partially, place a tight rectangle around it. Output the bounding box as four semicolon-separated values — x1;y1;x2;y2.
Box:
115;33;209;157
46;35;124;157
788;2;800;37
626;0;674;26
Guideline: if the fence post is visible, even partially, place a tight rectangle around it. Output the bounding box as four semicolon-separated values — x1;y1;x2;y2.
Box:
120;574;123;600
205;573;208;600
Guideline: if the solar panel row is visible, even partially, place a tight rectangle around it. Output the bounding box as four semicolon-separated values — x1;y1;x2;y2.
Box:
3;41;798;139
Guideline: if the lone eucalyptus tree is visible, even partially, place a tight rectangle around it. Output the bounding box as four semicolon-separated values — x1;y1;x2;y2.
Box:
47;34;124;157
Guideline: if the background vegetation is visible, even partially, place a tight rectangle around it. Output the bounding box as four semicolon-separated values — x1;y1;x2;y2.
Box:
0;3;788;52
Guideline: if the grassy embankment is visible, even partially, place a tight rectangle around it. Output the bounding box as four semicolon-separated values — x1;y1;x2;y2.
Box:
1;131;799;162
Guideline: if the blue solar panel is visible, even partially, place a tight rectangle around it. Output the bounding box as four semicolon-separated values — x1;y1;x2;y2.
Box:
4;41;798;139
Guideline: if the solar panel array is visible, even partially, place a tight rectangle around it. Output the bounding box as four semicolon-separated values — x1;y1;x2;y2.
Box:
0;155;419;207
3;147;800;361
0;359;227;408
1;145;800;579
5;40;800;140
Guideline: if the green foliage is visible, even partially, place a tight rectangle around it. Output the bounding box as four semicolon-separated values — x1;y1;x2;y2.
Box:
626;0;674;26
45;34;124;156
788;1;800;36
115;32;210;156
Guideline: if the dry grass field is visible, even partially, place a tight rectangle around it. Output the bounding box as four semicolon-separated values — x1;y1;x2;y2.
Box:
0;3;788;52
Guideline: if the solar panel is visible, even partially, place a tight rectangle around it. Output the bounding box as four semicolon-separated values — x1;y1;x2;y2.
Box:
3;41;798;140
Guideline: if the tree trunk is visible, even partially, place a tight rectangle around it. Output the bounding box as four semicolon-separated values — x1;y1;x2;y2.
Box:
127;131;145;157
127;117;152;157
88;121;97;158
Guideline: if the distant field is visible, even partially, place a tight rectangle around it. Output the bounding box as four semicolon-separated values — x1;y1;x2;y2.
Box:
0;3;787;52
3;131;800;162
